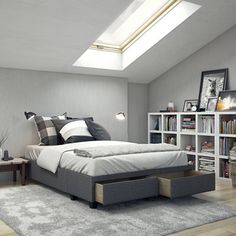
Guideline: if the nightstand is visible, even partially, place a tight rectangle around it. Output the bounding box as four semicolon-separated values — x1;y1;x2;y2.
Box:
0;157;29;185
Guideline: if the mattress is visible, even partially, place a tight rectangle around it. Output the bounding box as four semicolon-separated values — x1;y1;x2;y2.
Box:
25;141;188;176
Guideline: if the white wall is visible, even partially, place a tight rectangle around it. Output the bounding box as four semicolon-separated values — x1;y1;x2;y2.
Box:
128;83;148;143
0;68;128;158
149;25;236;112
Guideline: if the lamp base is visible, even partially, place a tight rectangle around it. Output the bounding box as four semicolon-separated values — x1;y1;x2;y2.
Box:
1;156;14;161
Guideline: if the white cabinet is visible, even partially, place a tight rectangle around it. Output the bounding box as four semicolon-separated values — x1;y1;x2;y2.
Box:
148;112;236;179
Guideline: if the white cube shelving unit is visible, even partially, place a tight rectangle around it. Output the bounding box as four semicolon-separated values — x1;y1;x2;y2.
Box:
148;112;236;179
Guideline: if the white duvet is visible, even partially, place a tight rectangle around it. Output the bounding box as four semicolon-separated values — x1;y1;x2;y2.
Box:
25;141;188;176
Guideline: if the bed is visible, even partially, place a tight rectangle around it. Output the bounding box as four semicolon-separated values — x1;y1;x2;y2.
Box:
25;141;214;208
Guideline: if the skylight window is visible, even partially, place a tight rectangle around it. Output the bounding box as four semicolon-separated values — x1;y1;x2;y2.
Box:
73;1;201;70
92;0;181;52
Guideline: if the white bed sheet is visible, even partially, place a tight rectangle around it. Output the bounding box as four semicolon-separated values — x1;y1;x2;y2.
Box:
25;141;188;177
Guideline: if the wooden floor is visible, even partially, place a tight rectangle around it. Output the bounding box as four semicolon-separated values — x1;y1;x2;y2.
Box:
0;179;235;236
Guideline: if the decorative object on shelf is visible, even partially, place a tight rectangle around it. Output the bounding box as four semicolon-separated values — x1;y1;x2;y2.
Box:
182;99;198;112
206;97;218;112
185;145;195;152
1;150;13;161
24;111;36;120
197;68;228;111
167;101;175;112
154;117;161;130
115;112;125;120
216;90;236;111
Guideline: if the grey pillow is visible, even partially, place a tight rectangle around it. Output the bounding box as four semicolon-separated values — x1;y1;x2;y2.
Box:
85;120;111;140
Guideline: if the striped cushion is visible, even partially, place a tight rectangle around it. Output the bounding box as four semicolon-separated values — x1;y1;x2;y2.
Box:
34;114;66;145
52;119;95;143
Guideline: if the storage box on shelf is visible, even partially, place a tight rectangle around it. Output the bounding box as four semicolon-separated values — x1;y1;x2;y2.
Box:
148;111;236;179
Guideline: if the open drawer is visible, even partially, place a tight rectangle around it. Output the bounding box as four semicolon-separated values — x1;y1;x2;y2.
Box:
157;170;215;199
95;177;158;205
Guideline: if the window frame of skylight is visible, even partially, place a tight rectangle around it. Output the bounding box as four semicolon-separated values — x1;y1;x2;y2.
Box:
91;0;182;53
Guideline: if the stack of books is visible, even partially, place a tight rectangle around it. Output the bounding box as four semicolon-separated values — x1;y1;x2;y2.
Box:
181;117;195;132
221;119;236;134
201;141;214;154
199;157;215;172
201;116;215;133
165;116;177;131
219;138;234;156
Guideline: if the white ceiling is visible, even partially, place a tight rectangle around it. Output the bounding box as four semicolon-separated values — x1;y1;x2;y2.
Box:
0;0;236;83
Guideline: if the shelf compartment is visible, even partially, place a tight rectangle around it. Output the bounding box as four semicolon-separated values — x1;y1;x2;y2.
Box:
150;133;162;144
180;114;196;133
219;159;230;179
149;114;162;131
219;114;236;135
181;135;196;152
198;156;215;173
198;114;215;133
198;136;215;155
164;133;177;146
219;137;236;156
163;115;177;132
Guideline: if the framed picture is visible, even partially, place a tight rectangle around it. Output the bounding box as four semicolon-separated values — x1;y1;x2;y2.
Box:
206;97;218;111
197;69;228;111
216;90;236;111
183;99;198;112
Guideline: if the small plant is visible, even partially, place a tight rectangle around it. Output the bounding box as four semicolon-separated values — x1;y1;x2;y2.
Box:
0;130;8;147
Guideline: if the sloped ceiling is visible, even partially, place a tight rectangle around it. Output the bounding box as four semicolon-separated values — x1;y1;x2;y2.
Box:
0;0;236;83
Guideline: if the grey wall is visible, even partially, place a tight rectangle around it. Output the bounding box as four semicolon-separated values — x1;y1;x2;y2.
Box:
0;68;128;158
149;25;236;112
128;83;148;143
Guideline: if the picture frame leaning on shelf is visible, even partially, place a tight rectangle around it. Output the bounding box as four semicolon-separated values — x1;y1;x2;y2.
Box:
197;68;228;111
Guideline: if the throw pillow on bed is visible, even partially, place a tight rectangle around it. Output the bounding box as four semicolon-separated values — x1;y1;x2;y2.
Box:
52;118;95;143
34;113;67;145
85;120;111;140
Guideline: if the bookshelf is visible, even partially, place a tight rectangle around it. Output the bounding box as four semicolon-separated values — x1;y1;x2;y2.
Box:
148;111;236;179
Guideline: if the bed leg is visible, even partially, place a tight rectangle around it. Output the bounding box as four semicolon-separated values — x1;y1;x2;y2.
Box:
89;202;97;209
70;195;77;201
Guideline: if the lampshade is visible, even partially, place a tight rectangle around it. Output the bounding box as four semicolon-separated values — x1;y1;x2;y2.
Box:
116;112;125;121
24;111;36;120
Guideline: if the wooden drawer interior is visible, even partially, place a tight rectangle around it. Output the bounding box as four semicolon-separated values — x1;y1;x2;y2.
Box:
95;177;158;205
156;170;215;198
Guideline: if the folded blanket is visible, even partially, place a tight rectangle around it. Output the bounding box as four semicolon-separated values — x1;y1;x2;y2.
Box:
74;143;179;159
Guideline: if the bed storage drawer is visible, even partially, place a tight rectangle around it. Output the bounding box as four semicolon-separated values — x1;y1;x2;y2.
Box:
95;177;158;205
157;170;215;199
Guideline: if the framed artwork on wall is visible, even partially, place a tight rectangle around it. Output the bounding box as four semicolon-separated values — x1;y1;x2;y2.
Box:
216;90;236;111
197;68;228;111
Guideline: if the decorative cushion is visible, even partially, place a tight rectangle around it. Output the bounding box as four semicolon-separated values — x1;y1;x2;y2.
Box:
34;114;67;145
52;118;95;143
85;120;111;140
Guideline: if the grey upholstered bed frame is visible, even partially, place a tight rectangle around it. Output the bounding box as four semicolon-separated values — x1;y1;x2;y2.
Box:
28;161;194;208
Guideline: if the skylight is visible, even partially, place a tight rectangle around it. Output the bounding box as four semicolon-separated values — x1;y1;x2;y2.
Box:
92;0;181;52
73;1;201;70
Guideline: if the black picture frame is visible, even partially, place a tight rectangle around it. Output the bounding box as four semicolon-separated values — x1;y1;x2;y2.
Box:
183;99;198;112
197;68;228;111
216;90;236;111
